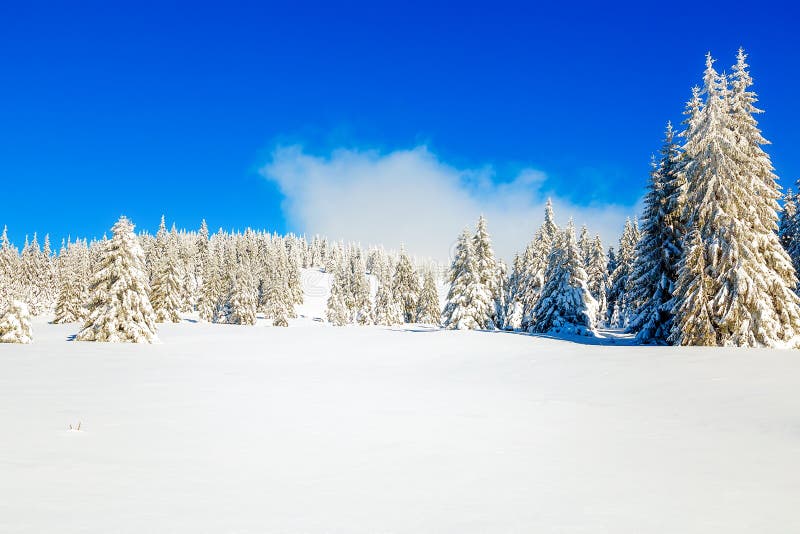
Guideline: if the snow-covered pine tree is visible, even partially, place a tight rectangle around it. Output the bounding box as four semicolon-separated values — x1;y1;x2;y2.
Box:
519;199;560;330
782;185;800;282
264;270;291;327
472;215;501;329
20;233;49;315
0;300;33;344
627;122;684;343
585;235;608;324
673;51;800;347
373;260;403;326
392;247;420;323
197;245;221;322
416;269;441;325
286;246;304;307
578;225;592;266
52;240;90;323
531;220;597;335
326;257;350;326
324;243;342;275
147;215;168;283
172;227;195;313
779;187;797;252
669;226;714;345
221;257;257;325
41;235;57;310
0;226;21;305
606;247;617;280
348;248;372;324
606;218;638;328
259;239;290;323
442;229;493;330
77;216;159;343
502;253;524;330
150;248;182;323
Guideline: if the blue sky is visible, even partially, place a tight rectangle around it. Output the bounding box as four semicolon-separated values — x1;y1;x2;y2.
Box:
0;1;797;257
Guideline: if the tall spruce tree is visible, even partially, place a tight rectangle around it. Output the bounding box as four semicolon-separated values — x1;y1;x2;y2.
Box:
628;123;683;343
519;199;560;330
442;229;492;330
672;52;800;347
472;215;501;329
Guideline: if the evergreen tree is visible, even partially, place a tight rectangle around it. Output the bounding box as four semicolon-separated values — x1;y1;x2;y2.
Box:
326;258;350;326
20;234;49;315
77;216;159;343
782;184;800;283
778;187;797;252
416;270;441;325
606;247;617;279
585;235;608;324
673;51;800;347
260;240;296;323
0;226;20;305
392;247;420;323
628;123;683;343
373;258;403;326
442;229;492;329
52;240;89;323
472;215;501;328
503;253;524;330
519;199;560;330
348;249;372;324
606;218;639;327
197;249;221;322
220;258;257;325
150;250;182;323
578;225;592;266
531;220;597;335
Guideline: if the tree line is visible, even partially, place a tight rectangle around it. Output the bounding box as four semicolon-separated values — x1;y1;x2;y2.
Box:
2;49;798;348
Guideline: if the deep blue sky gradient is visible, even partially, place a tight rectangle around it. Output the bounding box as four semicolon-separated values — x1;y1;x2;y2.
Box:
1;1;797;246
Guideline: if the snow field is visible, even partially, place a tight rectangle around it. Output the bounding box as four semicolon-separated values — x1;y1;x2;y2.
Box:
1;317;799;533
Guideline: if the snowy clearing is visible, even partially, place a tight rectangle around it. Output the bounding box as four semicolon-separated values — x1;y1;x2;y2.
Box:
1;318;799;533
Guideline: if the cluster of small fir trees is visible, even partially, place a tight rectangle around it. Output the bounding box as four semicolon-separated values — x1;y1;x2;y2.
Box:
325;243;441;327
442;215;506;330
500;203;604;336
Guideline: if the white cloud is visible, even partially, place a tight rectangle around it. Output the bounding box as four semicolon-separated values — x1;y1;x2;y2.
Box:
261;145;640;262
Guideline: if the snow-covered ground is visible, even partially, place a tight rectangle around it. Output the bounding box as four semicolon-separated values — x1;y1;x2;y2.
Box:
2;314;799;533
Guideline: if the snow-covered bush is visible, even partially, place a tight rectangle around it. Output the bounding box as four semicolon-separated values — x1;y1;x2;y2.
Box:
0;300;33;344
